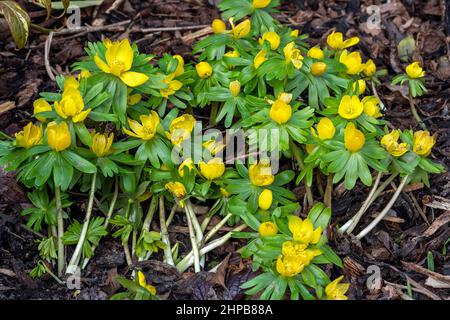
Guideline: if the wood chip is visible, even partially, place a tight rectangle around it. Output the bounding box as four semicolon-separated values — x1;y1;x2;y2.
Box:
423;211;450;237
402;261;450;286
0;101;15;115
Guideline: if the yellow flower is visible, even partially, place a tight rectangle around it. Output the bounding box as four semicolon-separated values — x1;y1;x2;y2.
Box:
178;158;194;177
203;139;225;156
325;276;350;300
316;118;335;140
54;87;91;123
230;18;250;39
78;70;92;80
15;122;43;149
253;50;267;69
406;61;425;79
137;271;157;295
339;50;365;75
288;216;322;245
258;189;273;210
276;254;304;277
258;221;278;237
362;96;382;118
310;62;327;76
269;98;292;124
173;55;185;77
352;79;366;95
91;132;114;158
196;61;213;79
338;95;364;120
344;122;365;152
290;29;299;38
212;19;226;34
259;31;280;50
94;38;149;87
224;50;240;58
166;114;195;145
327;31;359;50
165;181;187;198
364;59;376;77
307;46;324;59
253;0;271;9
229;80;241;97
249;161;274;186
281;241;321;265
413;130;435;157
199;157;225;180
380;130;409;157
277;92;293;104
283;42;304;69
64;76;79;91
160;74;183;98
33;98;52;122
46;122;71;152
123;111;160;140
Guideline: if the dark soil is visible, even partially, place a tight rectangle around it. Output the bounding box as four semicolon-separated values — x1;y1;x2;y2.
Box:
0;0;449;300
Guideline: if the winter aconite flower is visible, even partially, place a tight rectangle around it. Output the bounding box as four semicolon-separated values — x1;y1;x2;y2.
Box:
137;271;157;295
54;86;91;123
310;62;327;76
160;74;183;98
307;46;324;59
259;31;280;50
229;80;241;97
78;70;92;80
344;122;365;152
94;38;149;87
406;61;425;79
172;55;185;77
196;61;213;79
212;19;226;34
249;160;274;186
352;79;366;95
123;111;160;140
258;221;278;237
413;130;435;157
258;189;273;210
288;216;321;245
269;98;292;124
253;0;271;9
47;122;71;152
199;158;225;180
338;95;364;120
327;31;359;50
283;42;304;69
33;98;52;122
276;254;304;277
165;182;187;198
224;50;240;58
166;114;195;145
254;50;267;69
91;132;114;158
230;18;251;39
339;50;365;75
325;276;350;300
362;96;382;118
364;59;376;77
203;139;225;156
314;118;335;140
381;130;409;157
64;76;79;90
178;158;195;177
15;122;43;149
276;241;321;277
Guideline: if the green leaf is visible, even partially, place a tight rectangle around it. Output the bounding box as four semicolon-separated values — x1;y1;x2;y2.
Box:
0;1;31;49
74;122;92;147
320;244;343;267
61;150;97;173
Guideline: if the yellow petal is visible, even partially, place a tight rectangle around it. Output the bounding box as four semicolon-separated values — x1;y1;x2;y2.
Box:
120;71;149;87
94;54;111;74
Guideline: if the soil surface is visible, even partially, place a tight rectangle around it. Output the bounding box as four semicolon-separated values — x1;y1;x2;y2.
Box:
0;0;449;300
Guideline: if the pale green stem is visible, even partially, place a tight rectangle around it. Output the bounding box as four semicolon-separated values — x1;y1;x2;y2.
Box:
290;140;314;207
55;186;65;277
159;197;174;266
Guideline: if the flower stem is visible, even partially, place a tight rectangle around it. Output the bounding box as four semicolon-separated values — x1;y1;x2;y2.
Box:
209;102;219;127
339;171;382;235
159;197;174;266
204;213;232;243
324;174;333;208
290;141;314;207
408;91;426;129
356;175;409;239
185;203;201;272
166;204;178;227
200;198;221;232
142;196;158;231
55;186;65;277
176;224;246;273
66;172;97;274
185;200;203;243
